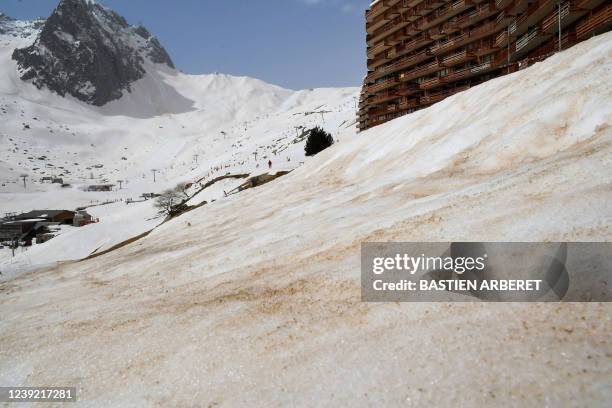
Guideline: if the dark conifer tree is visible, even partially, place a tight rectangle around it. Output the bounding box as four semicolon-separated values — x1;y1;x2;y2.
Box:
304;126;334;156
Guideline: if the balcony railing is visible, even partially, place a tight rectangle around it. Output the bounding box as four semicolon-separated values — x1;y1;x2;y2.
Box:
367;41;392;59
396;83;422;95
399;98;419;110
395;35;433;56
442;50;476;66
431;33;466;54
576;3;612;38
456;3;498;28
511;0;557;36
375;49;433;78
495;29;509;47
443;61;493;81
366;0;402;22
495;0;513;9
515;27;539;52
419;76;445;89
421;85;470;104
441;21;460;34
399;61;442;82
419;0;475;30
432;20;506;54
369;91;401;105
369;13;411;45
367;77;400;94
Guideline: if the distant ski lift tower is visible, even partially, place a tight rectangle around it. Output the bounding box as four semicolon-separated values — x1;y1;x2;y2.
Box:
151;169;158;183
20;174;28;189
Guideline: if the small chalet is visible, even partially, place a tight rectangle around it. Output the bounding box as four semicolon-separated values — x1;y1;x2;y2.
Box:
14;210;75;224
86;184;115;192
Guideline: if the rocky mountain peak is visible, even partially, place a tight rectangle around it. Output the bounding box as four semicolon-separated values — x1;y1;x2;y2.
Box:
11;0;175;106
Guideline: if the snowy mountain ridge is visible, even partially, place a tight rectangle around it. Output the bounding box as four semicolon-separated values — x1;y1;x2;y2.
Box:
11;0;174;106
0;13;44;40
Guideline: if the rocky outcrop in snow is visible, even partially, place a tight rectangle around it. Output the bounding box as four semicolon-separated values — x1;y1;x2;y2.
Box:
11;0;174;106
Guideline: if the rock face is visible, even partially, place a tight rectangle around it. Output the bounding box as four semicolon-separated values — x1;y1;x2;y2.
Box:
11;0;175;106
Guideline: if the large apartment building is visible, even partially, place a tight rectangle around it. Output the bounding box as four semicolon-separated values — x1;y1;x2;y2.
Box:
358;0;612;131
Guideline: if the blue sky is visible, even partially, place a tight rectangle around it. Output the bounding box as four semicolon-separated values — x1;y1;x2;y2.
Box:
1;0;368;90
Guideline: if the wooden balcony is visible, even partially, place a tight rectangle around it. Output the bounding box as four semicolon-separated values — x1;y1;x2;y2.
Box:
369;14;411;46
367;10;396;34
368;54;391;70
525;31;577;59
369;90;402;105
420;91;448;104
396;83;422;95
420;85;470;104
575;3;612;39
511;0;558;37
429;26;446;39
431;33;467;54
433;19;506;55
367;40;393;59
407;0;428;7
515;26;546;54
366;77;400;94
405;23;422;35
370;49;434;80
456;2;500;28
396;35;434;56
473;45;499;56
495;10;515;27
495;0;513;9
399;61;442;82
399;98;419;110
495;29;510;48
368;106;393;117
442;49;477;66
441;21;461;34
419;76;446;89
541;1;586;33
443;61;494;81
367;0;402;22
419;0;475;31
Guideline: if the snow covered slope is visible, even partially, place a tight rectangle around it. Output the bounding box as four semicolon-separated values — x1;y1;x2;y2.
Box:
0;10;358;273
1;32;610;406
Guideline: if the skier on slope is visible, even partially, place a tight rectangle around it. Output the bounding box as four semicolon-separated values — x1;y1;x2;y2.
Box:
268;159;272;170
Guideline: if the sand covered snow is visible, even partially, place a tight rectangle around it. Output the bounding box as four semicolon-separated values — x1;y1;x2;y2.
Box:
0;32;611;407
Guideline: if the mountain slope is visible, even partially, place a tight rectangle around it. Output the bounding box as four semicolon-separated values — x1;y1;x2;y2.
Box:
0;10;358;273
1;32;610;406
